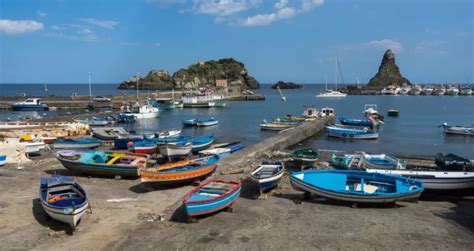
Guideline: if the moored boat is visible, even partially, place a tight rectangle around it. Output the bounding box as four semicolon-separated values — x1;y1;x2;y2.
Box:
12;98;49;111
198;143;245;158
290;170;423;204
339;117;373;127
39;176;89;230
53;138;101;149
55;149;148;178
292;148;319;169
182;119;198;127
183;179;241;218
157;129;181;138
249;161;285;193
191;134;214;152
387;109;399;117
74;117;110;126
158;141;192;158
130;139;157;154
440;123;474;136
326;124;378;139
196;117;219;127
119;101;159;119
140;155;219;186
459;86;473;96
260;120;299;131
361;153;406;169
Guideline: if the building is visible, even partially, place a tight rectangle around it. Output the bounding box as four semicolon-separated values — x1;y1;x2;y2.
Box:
215;79;228;88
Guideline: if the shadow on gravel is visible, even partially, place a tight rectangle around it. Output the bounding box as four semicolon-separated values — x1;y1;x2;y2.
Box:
434;199;474;234
31;198;74;235
44;169;76;176
420;188;474;202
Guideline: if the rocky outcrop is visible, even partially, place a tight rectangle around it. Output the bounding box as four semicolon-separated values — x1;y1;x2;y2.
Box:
368;49;411;87
271;81;303;89
118;58;260;90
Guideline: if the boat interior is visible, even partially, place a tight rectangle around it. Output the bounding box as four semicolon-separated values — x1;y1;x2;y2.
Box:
345;177;397;194
188;182;234;201
44;184;86;207
252;164;282;179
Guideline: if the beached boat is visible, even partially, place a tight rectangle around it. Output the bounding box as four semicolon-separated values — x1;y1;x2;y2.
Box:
198;143;245;158
183;179;241;218
339;117;373;127
12;98;49;111
39;176;89;230
249;161;285;193
157;129;181;138
140;155;219;186
292;149;319;169
320;107;335;117
182;119;198;127
158;141;192;158
119;101;159;119
131;139;157;155
156;135;192;144
114;135;147;150
0;155;6;166
326;125;378;139
440;123;474;136
92;127;129;140
196;117;219;127
55;149;148;178
290;170;423;204
361;153;406;169
191;134;214;152
53;138;101;149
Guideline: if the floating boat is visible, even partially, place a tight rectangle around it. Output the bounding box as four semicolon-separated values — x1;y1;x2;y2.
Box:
53;138;101;149
440;123;474;136
74;117;110;126
446;86;460;96
363;104;379;117
0;155;6;166
182;119;198;127
260;120;298;131
280;114;307;122
39;176;89;230
198;143;245;158
191;134;214;152
387;109;399;117
140;155;219;186
290;170;423;204
196;117;219;127
292;149;319;168
326;125;378;139
92;127;129;140
380;85;400;95
55;149;148;178
249;161;285;193
409;85;422;95
339;117;373;127
433;88;446;96
361;153;406;169
316;58;347;98
158;141;192;158
131;139;157;155
459;86;473;96
183;179;241;218
157;129;181;138
119;101;159;119
12;98;49;111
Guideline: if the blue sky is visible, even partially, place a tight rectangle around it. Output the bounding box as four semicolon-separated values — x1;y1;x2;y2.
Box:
0;0;472;84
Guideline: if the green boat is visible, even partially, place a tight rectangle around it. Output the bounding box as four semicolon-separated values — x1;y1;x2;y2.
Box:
292;149;319;169
331;154;351;169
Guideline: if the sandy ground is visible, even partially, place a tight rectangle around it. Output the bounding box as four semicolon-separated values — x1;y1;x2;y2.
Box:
0;154;473;250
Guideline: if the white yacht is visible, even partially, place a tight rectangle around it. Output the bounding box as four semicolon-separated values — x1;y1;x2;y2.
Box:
409;85;422;95
460;86;473;96
315;58;347;98
421;85;434;95
446;85;460;96
380;85;400;95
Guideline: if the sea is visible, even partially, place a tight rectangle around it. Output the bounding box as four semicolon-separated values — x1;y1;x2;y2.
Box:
1;83;473;158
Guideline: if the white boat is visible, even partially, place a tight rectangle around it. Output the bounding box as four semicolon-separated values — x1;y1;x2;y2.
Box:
440;123;474;136
120;101;159;119
421;85;434;95
433;87;446;96
409;85;422;95
446;86;460;96
460;86;473;96
11;98;49;111
363;104;379;117
23;141;48;155
320;107;335;117
158;142;192;158
399;86;411;95
316;60;347;98
380;86;400;95
157;129;181;139
182;94;226;108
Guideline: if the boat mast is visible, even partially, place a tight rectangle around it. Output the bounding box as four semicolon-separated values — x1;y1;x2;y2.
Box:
335;56;338;90
325;75;328;91
88;72;92;101
136;72;140;100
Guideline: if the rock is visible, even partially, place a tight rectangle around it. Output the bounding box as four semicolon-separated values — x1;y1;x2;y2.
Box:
118;69;173;90
368;49;411;87
271;81;303;89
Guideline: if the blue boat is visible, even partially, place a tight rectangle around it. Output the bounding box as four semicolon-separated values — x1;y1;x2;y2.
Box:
339;117;373;127
198;142;245;158
196;117;219;127
326;124;378;139
53;138;101;149
0;155;6;166
290;170;423;204
183;180;241;218
12;98;49;111
182;119;198;127
249;161;285;193
191;134;214;152
39;176;89;230
157;135;192;145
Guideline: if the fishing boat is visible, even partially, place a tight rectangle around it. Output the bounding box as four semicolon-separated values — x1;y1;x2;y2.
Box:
183;179;241;218
196;117;219;127
156;129;181;138
92;127;129;140
158;141;192;158
260;120;298;131
130;139;157;155
140;155;219;186
198;143;245;158
53;138;101;149
117;114;137;123
361;153;406;169
39;176;89;230
119;101;159;119
339;117;373;127
292;149;319;169
290;170;423;204
12;98;49;111
440;123;474;136
55;149;148;178
0;155;6;166
326;125;378;139
249;161;285;193
182;118;198;127
74;117;110;126
156;135;192;145
191;134;214;152
114;135;147;150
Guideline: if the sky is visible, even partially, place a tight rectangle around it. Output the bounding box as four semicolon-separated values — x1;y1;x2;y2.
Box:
0;0;473;84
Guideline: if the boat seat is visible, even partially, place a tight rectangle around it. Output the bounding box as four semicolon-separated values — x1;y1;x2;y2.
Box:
202;183;233;191
48;185;75;193
354;183;378;194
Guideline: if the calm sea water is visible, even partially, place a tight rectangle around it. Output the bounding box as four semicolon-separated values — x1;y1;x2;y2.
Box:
1;84;473;158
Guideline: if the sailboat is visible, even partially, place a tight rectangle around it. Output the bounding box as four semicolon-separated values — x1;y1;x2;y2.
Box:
315;57;347;98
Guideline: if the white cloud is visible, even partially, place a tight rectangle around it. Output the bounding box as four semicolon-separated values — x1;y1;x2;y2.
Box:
36;10;47;17
45;24;99;42
80;18;119;29
300;0;324;12
0;19;44;35
274;0;288;9
146;0;187;7
364;39;403;53
193;0;261;16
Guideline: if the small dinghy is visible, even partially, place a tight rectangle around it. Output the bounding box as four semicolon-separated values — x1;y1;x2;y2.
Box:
440;123;474;136
158;141;192;159
183;179;241;218
156;129;181;139
292;149;319;169
182;118;198;127
74;117;110;126
53;138;101;149
55;149;148;178
140;155;219;186
249;161;285;193
339;117;373;127
290;170;423;204
39;176;89;230
326;124;378;139
196;117;219;127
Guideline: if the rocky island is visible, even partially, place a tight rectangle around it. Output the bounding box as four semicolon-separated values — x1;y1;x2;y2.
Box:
271;81;303;89
118;58;260;91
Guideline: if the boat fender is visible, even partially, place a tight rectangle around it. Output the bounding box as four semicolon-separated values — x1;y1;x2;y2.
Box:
127;141;134;148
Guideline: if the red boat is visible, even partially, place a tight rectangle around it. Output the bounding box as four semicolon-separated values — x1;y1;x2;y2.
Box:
130;139;157;155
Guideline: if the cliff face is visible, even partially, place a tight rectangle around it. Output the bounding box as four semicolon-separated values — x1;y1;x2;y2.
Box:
368;49;411;87
118;58;260;90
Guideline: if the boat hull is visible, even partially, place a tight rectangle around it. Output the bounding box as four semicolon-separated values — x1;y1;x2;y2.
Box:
40;200;89;228
158;144;192;157
133;146;157;154
327;127;378;139
184;186;241;217
53;142;101;149
12;105;48;111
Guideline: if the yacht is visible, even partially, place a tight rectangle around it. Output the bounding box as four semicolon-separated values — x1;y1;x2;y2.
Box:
433;87;446;96
120;101;159;119
460;86;473;96
421;85;434;95
315;58;347;98
380;85;400;95
11;98;49;111
446;85;460;96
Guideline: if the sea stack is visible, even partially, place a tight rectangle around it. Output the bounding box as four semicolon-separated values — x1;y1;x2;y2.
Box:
368;49;411;87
